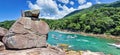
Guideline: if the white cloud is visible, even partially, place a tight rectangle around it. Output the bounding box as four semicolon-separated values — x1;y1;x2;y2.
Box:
78;2;92;9
96;0;101;4
28;0;92;19
27;1;40;9
58;0;69;4
70;1;74;5
28;0;59;18
58;4;63;8
78;0;86;4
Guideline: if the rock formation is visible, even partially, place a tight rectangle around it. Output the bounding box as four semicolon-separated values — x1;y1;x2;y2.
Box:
22;9;40;19
2;10;49;49
0;27;8;41
0;41;5;51
0;46;65;55
0;9;66;55
65;50;105;55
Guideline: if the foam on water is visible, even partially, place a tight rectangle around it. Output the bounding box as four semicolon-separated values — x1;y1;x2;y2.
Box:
81;39;89;42
68;45;74;48
76;39;89;42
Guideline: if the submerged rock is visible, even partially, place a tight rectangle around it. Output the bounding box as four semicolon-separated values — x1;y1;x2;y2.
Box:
58;44;69;49
2;17;49;49
0;27;8;41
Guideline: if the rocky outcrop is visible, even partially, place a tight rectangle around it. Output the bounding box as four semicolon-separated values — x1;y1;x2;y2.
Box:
82;51;105;55
0;27;8;41
2;10;49;49
0;41;5;51
65;50;105;55
22;9;40;18
0;46;65;55
0;9;66;55
3;17;49;49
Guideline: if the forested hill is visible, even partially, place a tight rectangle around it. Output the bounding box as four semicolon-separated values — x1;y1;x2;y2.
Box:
64;0;120;18
42;1;120;36
0;1;120;36
0;20;15;29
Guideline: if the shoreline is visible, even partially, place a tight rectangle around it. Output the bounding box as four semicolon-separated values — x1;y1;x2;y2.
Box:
50;30;119;55
51;29;120;41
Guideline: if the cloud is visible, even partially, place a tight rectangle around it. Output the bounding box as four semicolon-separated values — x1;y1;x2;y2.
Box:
78;0;86;4
58;0;69;4
96;0;101;4
28;0;92;19
28;0;59;18
78;2;92;9
27;1;40;9
70;1;74;5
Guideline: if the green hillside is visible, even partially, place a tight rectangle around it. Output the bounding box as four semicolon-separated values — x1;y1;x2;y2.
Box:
43;1;120;36
64;0;120;18
0;20;15;29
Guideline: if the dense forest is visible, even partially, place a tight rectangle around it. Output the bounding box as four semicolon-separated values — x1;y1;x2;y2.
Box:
42;1;120;36
0;1;120;36
0;20;15;29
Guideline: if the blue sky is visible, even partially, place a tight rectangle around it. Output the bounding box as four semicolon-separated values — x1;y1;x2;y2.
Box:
0;0;118;22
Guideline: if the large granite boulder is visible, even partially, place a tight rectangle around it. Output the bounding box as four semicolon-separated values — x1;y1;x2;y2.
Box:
2;17;49;49
0;27;8;41
0;46;65;55
0;41;5;51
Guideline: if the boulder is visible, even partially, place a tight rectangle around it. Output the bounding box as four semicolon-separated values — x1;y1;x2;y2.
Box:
65;50;105;55
0;27;8;41
66;50;80;55
0;41;5;51
82;50;105;55
0;46;65;55
3;17;49;49
22;9;40;18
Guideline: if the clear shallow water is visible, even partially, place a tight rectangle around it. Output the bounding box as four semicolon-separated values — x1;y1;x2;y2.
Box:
47;31;120;55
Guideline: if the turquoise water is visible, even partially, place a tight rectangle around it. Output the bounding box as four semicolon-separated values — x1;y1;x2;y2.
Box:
47;31;120;55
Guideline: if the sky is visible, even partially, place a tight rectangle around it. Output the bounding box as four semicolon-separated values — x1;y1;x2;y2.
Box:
0;0;118;22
